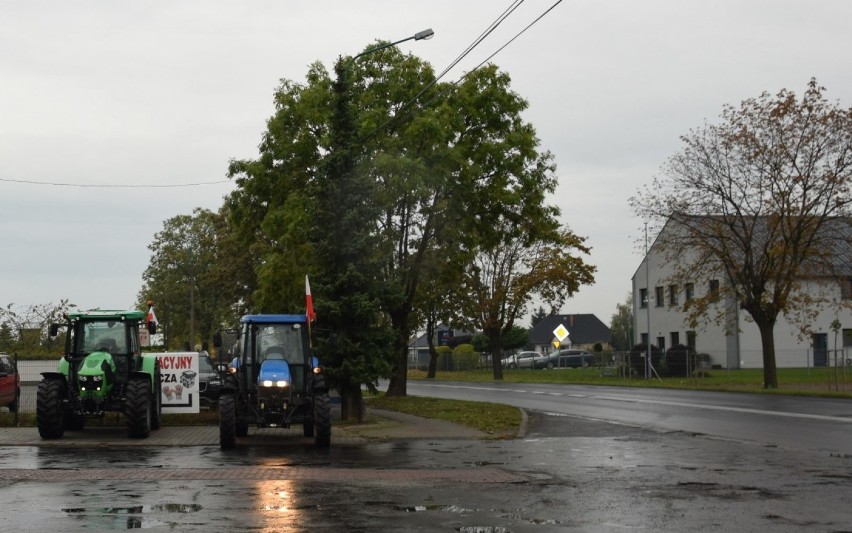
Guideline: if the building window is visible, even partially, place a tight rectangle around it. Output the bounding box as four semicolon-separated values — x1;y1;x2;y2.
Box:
639;288;648;308
655;286;664;307
841;278;852;300
657;337;665;351
668;285;678;306
709;279;720;296
640;333;649;346
686;330;697;352
670;331;680;347
685;283;694;301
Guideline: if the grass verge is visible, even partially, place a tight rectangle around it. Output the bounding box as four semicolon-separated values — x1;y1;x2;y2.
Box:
364;394;522;437
407;367;852;398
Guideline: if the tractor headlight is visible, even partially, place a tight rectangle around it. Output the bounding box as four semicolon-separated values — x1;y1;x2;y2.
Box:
261;380;288;388
80;375;103;391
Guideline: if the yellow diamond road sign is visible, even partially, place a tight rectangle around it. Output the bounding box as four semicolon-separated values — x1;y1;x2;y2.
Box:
553;324;569;342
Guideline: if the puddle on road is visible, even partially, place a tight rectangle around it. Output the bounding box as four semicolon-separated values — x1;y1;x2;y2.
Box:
60;502;207;529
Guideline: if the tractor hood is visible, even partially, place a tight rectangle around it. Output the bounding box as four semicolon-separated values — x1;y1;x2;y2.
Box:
79;351;115;377
258;359;291;387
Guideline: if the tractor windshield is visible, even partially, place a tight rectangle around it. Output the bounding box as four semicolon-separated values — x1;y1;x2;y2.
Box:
76;321;128;355
253;324;305;365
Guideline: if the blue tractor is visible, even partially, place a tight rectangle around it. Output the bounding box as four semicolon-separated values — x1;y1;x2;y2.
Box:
217;314;331;449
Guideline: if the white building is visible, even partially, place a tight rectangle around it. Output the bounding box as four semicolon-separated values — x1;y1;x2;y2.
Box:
632;220;852;369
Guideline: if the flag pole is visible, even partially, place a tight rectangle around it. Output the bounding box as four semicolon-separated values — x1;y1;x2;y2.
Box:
305;276;315;349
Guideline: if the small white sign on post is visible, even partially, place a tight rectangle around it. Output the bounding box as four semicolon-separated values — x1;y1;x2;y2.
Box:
553;324;570;343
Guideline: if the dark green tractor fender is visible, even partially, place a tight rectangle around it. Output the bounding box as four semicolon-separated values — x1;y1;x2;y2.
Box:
40;372;68;388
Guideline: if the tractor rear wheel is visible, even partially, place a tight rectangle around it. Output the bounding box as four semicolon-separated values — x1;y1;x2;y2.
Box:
126;378;152;438
313;393;331;448
219;394;236;449
36;379;65;439
303;413;315;437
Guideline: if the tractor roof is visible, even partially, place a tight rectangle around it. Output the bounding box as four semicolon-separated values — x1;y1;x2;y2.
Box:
240;314;308;325
67;309;146;321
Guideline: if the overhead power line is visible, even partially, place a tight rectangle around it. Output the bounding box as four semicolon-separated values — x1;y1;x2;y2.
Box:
365;0;563;141
0;177;230;188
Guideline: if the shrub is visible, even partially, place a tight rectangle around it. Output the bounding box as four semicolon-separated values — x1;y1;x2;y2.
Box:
629;343;664;377
452;344;479;371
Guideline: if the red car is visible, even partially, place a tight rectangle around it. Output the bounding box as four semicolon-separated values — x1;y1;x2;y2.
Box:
0;353;20;412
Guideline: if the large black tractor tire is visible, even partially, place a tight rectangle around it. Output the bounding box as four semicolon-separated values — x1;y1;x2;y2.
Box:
126;378;152;439
150;365;162;430
303;415;315;438
8;387;20;413
219;394;237;449
36;379;65;439
313;393;331;448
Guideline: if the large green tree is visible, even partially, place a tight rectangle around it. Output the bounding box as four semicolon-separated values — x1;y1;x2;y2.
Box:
630;80;852;388
139;207;244;350
225;43;587;406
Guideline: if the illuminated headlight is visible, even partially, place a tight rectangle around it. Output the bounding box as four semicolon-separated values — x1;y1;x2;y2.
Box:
80;375;103;391
261;380;288;388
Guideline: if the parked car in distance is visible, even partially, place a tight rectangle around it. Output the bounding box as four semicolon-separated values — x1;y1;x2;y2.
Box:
198;352;223;409
503;351;545;369
533;349;595;369
0;352;21;412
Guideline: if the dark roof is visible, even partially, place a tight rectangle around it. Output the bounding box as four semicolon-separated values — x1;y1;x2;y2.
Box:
529;314;611;345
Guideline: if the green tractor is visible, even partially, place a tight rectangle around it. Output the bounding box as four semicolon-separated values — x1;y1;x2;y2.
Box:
217;314;331;449
39;309;162;439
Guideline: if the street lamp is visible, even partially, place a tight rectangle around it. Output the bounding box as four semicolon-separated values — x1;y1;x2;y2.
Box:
342;28;434;78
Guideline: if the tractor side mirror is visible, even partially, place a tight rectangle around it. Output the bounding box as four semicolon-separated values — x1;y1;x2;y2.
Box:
147;321;157;335
49;323;59;337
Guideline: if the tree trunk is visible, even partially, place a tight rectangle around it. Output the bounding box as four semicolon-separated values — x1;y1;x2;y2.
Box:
427;346;438;378
490;332;504;380
339;383;366;422
386;309;411;397
386;324;409;397
757;320;778;389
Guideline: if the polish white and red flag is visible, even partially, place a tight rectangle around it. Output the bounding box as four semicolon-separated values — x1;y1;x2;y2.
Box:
305;275;316;322
147;303;159;328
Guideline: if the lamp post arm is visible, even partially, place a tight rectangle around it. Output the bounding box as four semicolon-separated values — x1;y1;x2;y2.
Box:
342;28;433;79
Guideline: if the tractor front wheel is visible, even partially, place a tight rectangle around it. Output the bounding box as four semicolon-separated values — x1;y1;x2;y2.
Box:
36;379;65;439
126;378;152;438
313;393;331;448
219;394;236;449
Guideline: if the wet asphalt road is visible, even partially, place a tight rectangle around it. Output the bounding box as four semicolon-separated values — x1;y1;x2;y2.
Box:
1;408;851;532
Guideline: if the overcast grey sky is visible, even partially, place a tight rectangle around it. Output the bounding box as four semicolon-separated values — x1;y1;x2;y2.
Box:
2;1;850;325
